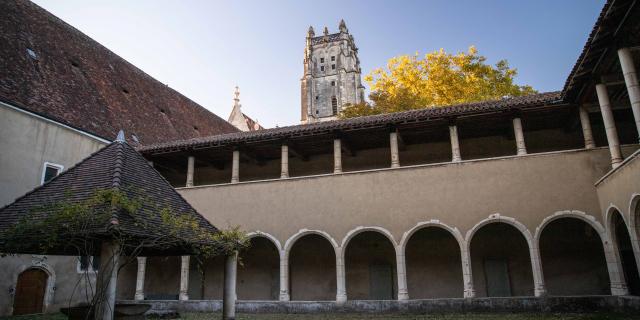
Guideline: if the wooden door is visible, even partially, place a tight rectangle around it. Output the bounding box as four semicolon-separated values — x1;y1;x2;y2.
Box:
484;259;511;297
369;264;393;300
13;269;47;315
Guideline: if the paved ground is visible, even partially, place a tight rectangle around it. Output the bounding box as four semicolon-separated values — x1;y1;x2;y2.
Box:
3;312;640;320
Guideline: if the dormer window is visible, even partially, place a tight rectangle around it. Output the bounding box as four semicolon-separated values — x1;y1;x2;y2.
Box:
41;162;63;185
320;57;325;63
331;56;335;61
321;66;325;72
332;64;336;70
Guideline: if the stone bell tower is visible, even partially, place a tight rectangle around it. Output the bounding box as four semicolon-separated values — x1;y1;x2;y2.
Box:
301;19;365;124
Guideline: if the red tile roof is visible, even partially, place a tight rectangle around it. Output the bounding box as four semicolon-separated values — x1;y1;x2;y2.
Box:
0;0;238;145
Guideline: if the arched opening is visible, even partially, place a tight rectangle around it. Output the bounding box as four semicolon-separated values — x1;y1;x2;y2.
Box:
406;227;463;298
470;223;534;297
13;268;48;315
116;258;138;300
237;237;279;300
611;211;640;295
345;231;397;300
539;217;609;295
144;256;181;300
188;255;225;300
289;234;336;300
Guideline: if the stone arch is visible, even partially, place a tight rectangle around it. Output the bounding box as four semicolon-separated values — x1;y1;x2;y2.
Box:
285;229;339;301
630;194;640;281
341;226;398;300
466;214;538;297
284;229;339;260
238;231;282;300
606;205;640;295
247;231;283;252
401;220;465;299
11;259;56;315
536;210;615;295
400;220;464;254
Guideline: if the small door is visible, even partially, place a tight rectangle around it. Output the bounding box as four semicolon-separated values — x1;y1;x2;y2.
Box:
13;269;48;315
484;259;511;297
369;264;393;300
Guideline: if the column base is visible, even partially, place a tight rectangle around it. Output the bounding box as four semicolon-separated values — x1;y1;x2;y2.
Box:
279;292;290;302
336;293;347;304
534;287;547;297
134;293;144;301
397;292;409;301
611;283;629;296
463;289;475;298
179;293;189;301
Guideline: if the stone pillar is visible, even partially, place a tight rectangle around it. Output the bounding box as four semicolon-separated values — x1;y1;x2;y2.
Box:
279;251;290;301
186;156;195;187
179;256;190;301
396;247;409;300
460;246;475;298
449;125;462;162
618;47;640;141
333;139;342;174
390;131;400;168
134;257;146;301
231;150;240;183
280;144;289;179
336;248;347;303
223;252;238;320
512;117;527;155
96;241;120;320
579;106;596;149
603;235;629;295
529;244;547;297
595;84;624;168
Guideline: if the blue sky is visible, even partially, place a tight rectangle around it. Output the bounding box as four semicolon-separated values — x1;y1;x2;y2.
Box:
33;0;604;128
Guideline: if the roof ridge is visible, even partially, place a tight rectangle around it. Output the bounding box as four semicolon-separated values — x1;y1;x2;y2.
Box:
108;141;126;226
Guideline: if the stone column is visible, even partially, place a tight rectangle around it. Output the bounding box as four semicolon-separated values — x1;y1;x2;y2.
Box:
231;150;240;183
186;156;195;187
333;139;342;174
579;105;596;149
223;252;238;320
460;246;475;298
595;84;624;168
618;47;640;141
179;256;190;300
396;247;409;300
336;248;347;303
529;244;546;297
512;117;527;155
449;125;462;162
134;257;146;301
96;241;120;320
280;145;289;178
279;251;290;301
390;131;400;168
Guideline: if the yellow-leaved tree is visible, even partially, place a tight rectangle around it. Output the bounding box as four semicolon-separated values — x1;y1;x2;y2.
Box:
340;46;536;118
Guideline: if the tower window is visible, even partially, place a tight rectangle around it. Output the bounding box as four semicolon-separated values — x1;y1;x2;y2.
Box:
331;56;335;61
332;64;336;70
321;66;324;71
320;58;325;63
331;96;338;115
315;96;319;100
331;81;335;86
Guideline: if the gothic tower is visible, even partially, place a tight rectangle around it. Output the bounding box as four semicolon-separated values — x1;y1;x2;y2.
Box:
301;20;365;124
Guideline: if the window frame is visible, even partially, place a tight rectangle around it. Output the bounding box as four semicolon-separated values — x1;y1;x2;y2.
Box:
76;256;99;274
41;162;64;185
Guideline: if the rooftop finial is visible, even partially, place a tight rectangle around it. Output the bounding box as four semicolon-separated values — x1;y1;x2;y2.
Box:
339;19;347;33
115;129;125;142
323;26;329;36
234;86;240;103
307;26;315;38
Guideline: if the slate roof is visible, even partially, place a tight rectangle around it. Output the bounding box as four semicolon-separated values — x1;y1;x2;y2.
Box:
0;0;238;145
140;91;562;153
0;140;218;256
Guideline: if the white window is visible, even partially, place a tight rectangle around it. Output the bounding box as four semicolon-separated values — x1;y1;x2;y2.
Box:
77;256;100;273
41;162;64;185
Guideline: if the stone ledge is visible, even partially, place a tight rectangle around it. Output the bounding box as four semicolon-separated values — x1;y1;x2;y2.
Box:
119;296;640;314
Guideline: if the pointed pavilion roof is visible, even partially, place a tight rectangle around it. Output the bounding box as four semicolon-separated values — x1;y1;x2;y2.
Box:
0;139;218;256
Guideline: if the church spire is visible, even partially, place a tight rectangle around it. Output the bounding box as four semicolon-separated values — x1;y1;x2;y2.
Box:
339;19;348;33
233;85;240;105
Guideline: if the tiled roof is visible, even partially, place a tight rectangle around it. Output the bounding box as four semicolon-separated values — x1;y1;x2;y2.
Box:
242;112;264;131
0;141;218;256
0;0;238;145
139;91;562;153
